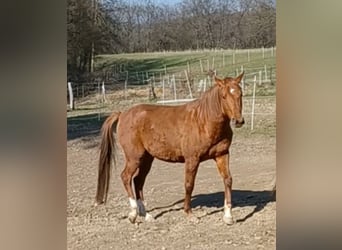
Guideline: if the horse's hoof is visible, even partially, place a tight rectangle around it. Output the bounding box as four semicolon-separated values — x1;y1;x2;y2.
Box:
128;211;137;224
145;213;155;222
187;214;200;224
93;201;103;207
223;215;235;225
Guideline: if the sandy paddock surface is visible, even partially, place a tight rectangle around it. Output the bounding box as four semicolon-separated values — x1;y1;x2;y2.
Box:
67;103;276;250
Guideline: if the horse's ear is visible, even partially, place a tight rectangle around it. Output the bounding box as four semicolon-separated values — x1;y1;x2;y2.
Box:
234;72;244;84
208;69;216;78
214;76;225;87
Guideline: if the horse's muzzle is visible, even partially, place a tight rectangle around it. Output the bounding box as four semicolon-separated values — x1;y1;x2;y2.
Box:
231;117;245;128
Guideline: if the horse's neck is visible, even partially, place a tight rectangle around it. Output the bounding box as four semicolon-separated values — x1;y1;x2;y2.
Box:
208;116;231;133
194;105;231;138
196;91;229;125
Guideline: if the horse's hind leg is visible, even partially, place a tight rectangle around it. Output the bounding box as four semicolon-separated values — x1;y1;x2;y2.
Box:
121;158;141;223
133;153;154;221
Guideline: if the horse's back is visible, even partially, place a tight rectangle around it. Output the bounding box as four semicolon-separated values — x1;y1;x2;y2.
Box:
117;103;189;161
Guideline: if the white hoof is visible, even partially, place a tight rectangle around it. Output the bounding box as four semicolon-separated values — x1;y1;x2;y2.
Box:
128;210;137;224
145;213;155;222
223;215;235;225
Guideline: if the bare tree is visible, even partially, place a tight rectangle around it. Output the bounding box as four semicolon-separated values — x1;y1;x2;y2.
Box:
68;0;276;79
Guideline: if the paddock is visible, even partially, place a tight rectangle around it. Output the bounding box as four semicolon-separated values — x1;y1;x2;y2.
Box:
67;103;275;250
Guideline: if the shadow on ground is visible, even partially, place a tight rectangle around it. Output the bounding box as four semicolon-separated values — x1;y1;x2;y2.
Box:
150;190;276;222
67;113;108;141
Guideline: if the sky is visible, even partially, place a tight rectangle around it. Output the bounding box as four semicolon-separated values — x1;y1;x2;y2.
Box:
127;0;182;6
154;0;181;4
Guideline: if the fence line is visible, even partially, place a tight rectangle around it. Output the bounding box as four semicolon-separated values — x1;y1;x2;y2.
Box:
69;47;276;130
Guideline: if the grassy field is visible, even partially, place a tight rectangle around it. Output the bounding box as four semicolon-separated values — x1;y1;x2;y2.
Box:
68;48;276;134
95;48;276;85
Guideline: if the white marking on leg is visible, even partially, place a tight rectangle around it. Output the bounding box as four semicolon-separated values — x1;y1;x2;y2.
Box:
145;212;154;222
128;198;138;223
223;199;234;225
129;197;137;209
223;199;232;216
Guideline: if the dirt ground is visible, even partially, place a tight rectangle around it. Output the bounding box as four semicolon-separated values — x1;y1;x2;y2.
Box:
67;107;276;250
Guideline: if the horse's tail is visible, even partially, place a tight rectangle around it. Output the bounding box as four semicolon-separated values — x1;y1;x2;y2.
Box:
95;111;121;206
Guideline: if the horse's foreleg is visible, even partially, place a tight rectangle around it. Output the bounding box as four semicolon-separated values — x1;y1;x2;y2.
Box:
184;158;200;215
215;154;235;225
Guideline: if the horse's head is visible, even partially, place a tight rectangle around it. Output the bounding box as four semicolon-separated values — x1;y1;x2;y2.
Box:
215;72;245;128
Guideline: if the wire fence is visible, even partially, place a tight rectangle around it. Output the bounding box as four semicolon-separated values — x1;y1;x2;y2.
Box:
67;47;275;131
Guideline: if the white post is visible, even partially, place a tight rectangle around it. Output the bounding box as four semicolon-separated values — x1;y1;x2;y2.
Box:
208;75;212;87
173;74;177;100
162;77;165;104
198;79;202;92
185;70;193;98
187;61;190;73
102;81;106;102
264;65;268;81
241;65;244;93
212;56;215;69
259;70;262;85
251;75;257;130
232;51;235;64
124;71;128;100
97;81;101;121
68;82;74;110
200;59;203;73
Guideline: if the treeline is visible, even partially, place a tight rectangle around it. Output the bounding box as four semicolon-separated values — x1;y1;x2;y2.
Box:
67;0;276;80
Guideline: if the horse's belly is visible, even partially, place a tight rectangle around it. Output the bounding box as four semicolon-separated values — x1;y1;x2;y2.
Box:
148;147;185;163
155;154;185;163
144;139;185;163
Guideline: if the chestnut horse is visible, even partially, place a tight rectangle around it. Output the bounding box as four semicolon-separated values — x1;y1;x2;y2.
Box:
95;72;245;224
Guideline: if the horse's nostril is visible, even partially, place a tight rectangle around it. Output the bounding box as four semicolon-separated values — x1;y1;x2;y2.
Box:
237;117;244;124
